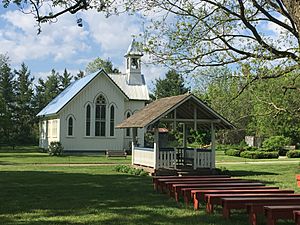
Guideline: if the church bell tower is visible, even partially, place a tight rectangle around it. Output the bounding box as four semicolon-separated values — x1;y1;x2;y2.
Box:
125;39;143;85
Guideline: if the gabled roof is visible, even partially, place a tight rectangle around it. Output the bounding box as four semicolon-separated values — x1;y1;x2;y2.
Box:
116;94;235;130
124;39;143;57
37;70;149;117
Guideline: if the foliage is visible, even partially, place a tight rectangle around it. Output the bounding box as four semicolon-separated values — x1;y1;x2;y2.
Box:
262;136;292;151
114;165;148;176
0;54;16;144
224;149;241;157
14;63;36;144
286;150;300;158
48;141;64;156
152;69;190;99
85;58;120;75
240;151;279;159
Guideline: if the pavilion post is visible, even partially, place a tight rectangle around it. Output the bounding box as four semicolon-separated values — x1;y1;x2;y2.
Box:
210;123;216;169
153;125;159;169
131;128;138;166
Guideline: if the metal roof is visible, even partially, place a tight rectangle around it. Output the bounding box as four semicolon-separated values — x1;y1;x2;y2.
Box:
124;39;143;57
37;70;149;117
109;73;149;101
116;94;235;130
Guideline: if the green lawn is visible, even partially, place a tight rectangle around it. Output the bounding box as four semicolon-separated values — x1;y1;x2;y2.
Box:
0;148;299;225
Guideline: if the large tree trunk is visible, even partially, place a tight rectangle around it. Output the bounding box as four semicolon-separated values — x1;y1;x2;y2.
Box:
282;0;300;37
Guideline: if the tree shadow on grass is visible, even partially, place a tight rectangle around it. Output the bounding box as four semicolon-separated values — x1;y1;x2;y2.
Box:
0;170;250;225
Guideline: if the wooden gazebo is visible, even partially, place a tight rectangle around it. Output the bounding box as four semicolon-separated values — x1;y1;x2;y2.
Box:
117;94;235;174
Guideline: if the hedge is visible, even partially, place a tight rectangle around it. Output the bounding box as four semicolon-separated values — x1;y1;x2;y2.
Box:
224;149;241;157
286;150;300;158
240;151;279;159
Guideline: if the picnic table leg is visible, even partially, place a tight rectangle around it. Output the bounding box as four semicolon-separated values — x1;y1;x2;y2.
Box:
184;191;190;207
193;194;199;210
174;189;179;202
222;205;230;219
249;212;257;225
266;212;276;225
206;202;214;214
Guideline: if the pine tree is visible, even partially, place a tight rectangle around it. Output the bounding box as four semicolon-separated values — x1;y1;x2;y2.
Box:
45;69;60;102
153;69;190;99
74;70;85;80
59;68;72;90
15;63;35;144
0;54;16;144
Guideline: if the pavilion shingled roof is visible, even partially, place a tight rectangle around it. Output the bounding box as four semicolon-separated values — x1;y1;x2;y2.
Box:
116;94;235;130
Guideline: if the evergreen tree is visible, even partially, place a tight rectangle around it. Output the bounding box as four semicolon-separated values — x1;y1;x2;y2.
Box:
59;68;72;90
74;70;85;80
85;58;119;75
33;78;46;113
45;69;60;102
15;63;35;144
0;54;15;144
153;69;190;99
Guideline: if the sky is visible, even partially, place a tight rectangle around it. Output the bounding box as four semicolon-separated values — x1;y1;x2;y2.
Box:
0;4;167;88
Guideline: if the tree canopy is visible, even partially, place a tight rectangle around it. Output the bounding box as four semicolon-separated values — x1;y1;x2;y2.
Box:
152;69;190;99
85;58;120;75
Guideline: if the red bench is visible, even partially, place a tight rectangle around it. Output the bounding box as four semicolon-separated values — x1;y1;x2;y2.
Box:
159;177;240;193
164;178;246;195
264;205;300;225
221;196;300;219
294;210;300;225
152;175;230;191
297;175;300;187
172;182;265;202
205;192;295;213
247;202;300;225
190;187;281;209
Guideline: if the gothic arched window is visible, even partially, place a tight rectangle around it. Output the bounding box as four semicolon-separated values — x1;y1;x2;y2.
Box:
95;95;106;136
110;105;115;136
126;112;131;137
86;104;91;136
68;117;73;136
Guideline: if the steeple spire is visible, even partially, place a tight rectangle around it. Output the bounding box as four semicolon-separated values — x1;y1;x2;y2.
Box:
124;39;144;85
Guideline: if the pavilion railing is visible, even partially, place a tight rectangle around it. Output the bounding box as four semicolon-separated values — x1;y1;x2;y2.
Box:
132;144;212;170
158;148;176;169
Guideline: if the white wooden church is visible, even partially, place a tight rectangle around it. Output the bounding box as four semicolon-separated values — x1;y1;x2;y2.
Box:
37;39;150;153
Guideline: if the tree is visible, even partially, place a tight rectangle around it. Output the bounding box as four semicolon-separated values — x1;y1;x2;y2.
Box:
45;69;61;102
152;69;190;99
85;58;120;75
0;54;15;144
14;63;35;144
74;70;85;80
59;68;72;90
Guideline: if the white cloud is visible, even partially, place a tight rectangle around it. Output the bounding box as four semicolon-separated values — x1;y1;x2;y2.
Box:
82;10;142;57
0;8;89;65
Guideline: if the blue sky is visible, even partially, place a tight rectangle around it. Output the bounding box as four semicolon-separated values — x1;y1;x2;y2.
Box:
0;4;166;87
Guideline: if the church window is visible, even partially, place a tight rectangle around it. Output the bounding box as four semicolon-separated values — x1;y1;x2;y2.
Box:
86;104;91;136
131;58;139;69
110;105;115;136
126;112;131;137
95;95;106;136
68;117;73;136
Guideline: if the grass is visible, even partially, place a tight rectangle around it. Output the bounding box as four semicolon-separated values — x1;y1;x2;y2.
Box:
0;147;299;225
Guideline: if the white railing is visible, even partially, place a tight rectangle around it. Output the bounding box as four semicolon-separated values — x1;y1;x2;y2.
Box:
193;149;212;169
158;149;176;169
132;145;155;168
132;144;213;170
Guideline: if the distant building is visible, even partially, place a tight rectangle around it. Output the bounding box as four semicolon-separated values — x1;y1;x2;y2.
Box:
37;39;149;153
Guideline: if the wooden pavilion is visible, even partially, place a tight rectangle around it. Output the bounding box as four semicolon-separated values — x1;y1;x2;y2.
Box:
117;94;235;174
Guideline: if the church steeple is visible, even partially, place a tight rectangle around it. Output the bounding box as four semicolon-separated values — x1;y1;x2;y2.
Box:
125;39;144;85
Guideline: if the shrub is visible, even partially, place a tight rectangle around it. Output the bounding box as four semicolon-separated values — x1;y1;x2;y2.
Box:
287;150;300;158
240;151;278;159
115;165;148;176
224;149;241;157
262;136;291;154
48;141;63;156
